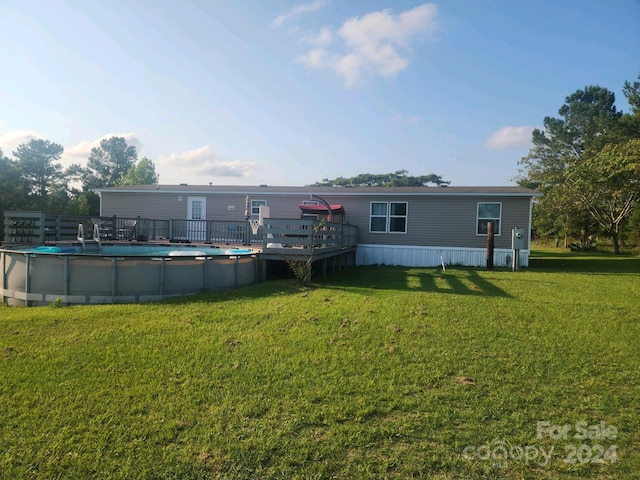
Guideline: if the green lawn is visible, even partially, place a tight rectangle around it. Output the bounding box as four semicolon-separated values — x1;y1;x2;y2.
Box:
1;248;639;479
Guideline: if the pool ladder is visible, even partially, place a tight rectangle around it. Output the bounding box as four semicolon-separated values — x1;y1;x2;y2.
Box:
77;223;102;252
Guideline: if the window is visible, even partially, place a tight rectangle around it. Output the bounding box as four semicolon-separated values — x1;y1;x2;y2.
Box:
370;201;408;233
389;202;407;233
477;202;501;235
370;202;388;232
192;201;202;219
251;200;267;215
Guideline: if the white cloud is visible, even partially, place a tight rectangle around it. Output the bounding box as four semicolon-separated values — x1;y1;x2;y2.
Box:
297;3;438;87
298;48;331;70
301;25;335;47
271;0;328;28
0;130;44;154
65;133;143;160
484;126;534;149
158;146;255;178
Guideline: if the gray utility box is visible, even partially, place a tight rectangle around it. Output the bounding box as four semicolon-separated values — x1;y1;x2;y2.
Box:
512;228;526;250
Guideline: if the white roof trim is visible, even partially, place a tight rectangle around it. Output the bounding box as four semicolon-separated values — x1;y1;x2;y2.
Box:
97;188;542;197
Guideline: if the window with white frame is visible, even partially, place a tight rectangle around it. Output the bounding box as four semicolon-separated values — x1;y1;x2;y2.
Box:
370;201;408;233
251;200;267;215
389;202;407;233
477;202;501;235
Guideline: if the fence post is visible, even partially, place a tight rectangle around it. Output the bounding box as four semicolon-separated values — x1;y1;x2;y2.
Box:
486;221;494;270
38;212;46;244
206;220;212;244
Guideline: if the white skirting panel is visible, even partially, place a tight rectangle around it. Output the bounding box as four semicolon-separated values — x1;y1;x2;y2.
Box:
356;244;530;268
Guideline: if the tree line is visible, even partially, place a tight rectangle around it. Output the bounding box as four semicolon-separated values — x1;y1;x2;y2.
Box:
0;136;158;221
312;170;450;187
518;75;640;253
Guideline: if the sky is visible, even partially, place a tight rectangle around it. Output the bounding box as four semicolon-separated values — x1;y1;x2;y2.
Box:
0;0;638;187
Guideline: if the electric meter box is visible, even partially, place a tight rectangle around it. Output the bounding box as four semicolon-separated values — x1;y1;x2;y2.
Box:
512;228;526;250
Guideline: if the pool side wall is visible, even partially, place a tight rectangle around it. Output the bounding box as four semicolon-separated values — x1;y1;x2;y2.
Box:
1;249;259;306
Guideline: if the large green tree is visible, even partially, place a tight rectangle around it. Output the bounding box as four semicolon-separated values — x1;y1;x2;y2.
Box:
623;74;640;115
0;149;25;240
568;139;640;253
84;137;138;189
518;80;640;252
13;139;64;211
80;136;138;214
0;148;23;209
118;157;159;186
313;169;450;187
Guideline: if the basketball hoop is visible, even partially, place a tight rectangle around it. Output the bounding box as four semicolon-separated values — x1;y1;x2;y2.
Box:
249;219;260;235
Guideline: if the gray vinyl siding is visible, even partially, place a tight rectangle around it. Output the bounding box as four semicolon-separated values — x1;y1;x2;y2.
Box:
100;190;532;250
101;192;190;219
307;194;531;250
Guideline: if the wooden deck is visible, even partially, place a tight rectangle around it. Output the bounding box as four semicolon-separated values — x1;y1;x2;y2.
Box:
259;219;357;280
3;212;358;281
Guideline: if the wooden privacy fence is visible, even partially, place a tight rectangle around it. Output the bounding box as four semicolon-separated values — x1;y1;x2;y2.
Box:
3;212;264;246
2;212;358;250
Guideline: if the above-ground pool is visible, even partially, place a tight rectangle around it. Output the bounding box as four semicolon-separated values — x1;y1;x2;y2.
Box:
1;244;259;306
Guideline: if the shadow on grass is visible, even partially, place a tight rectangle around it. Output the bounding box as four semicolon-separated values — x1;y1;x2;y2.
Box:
154;265;511;308
529;249;640;274
158;249;639;307
155;278;307;306
411;268;511;297
320;266;511;298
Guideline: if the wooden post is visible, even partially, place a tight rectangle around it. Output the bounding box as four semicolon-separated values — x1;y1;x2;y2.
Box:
38;212;46;245
56;215;62;241
486;221;494;270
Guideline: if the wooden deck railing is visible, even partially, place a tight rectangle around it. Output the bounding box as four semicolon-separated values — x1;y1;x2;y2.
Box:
261;219;357;256
2;212;358;250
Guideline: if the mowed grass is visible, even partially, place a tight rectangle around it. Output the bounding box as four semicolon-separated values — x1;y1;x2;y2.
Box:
1;248;639;479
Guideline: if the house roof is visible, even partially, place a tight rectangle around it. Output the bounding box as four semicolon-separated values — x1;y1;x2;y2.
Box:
96;184;542;197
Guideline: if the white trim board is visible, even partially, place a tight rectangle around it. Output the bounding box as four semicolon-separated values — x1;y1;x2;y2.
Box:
356;244;530;268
